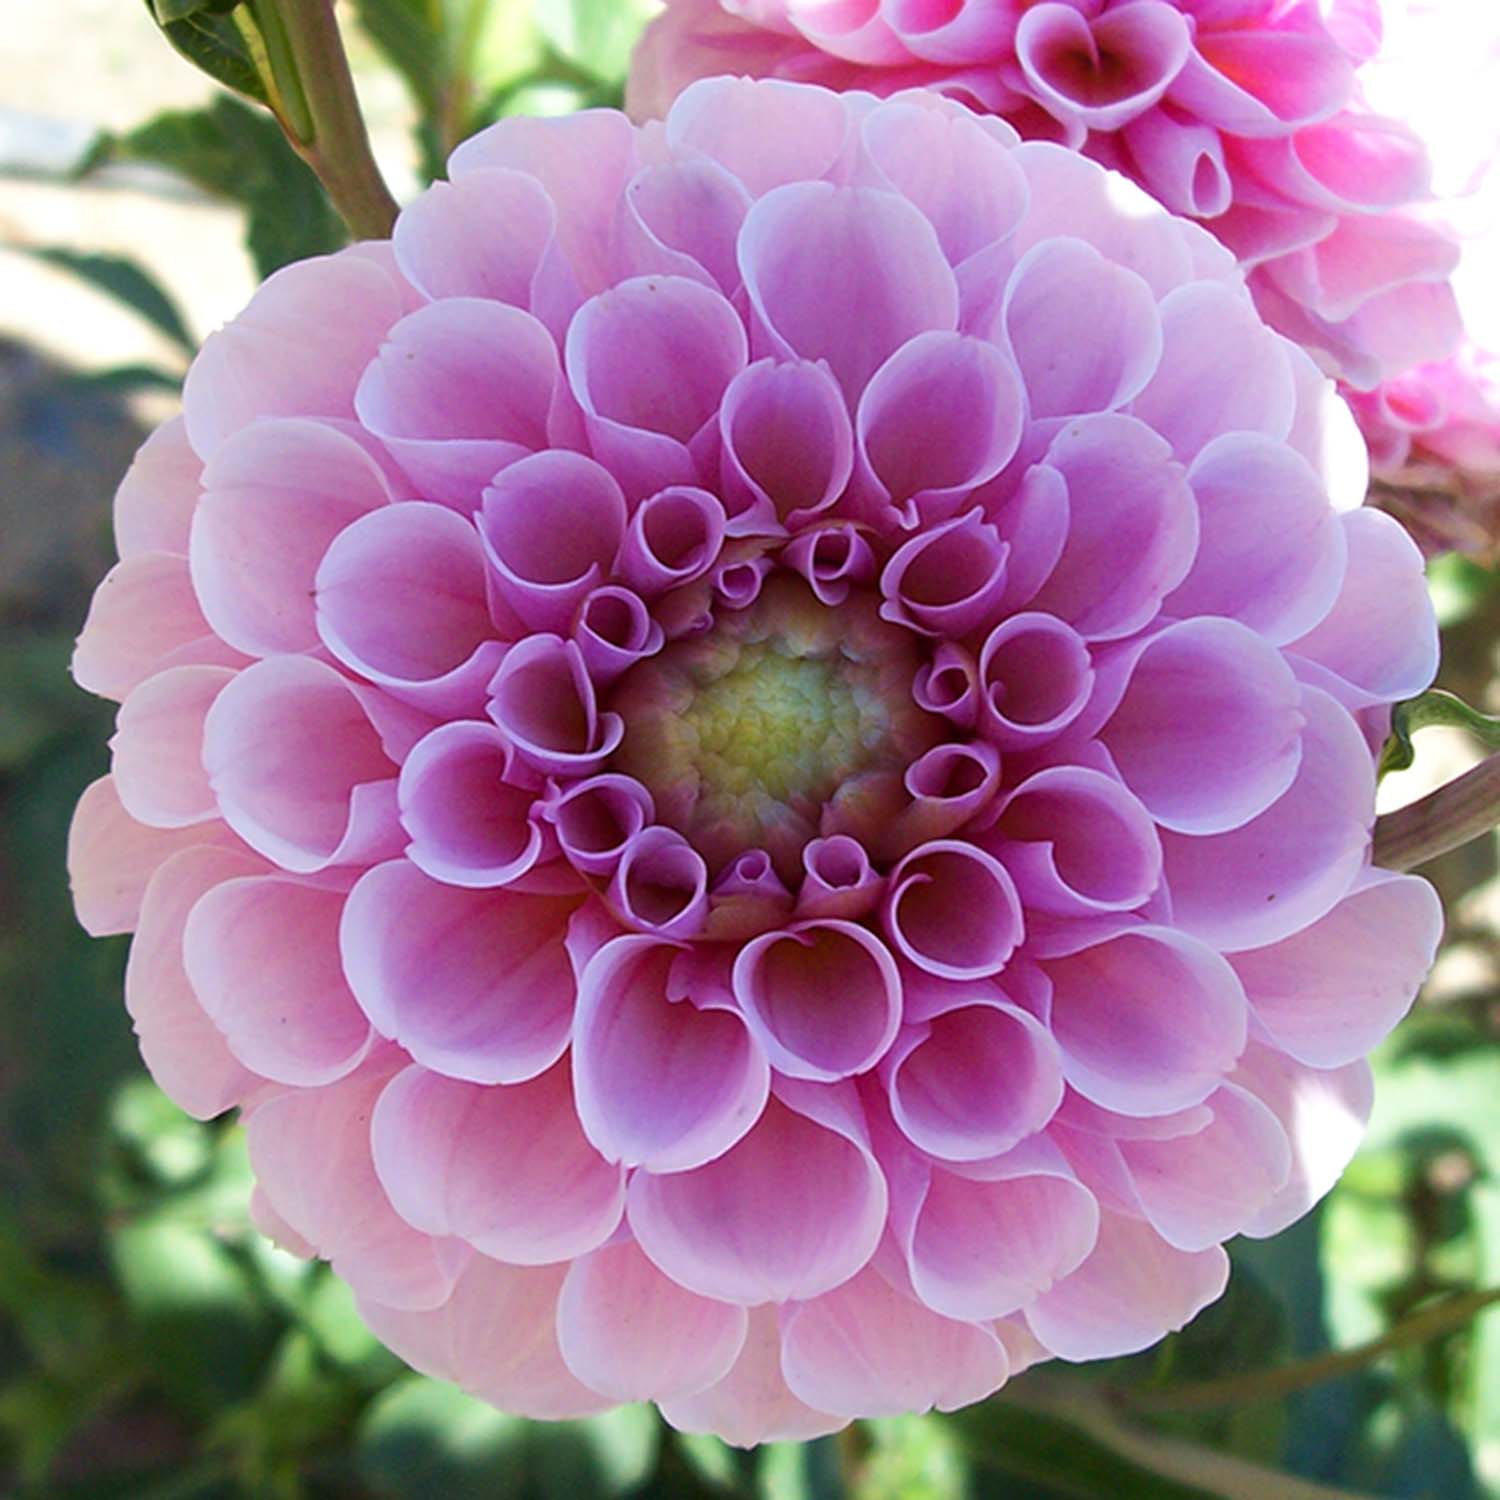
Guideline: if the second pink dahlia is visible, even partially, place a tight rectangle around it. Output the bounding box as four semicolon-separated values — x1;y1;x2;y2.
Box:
71;78;1442;1442
627;0;1465;398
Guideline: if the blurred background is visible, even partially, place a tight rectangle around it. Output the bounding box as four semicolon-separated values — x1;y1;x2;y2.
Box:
5;3;1500;1496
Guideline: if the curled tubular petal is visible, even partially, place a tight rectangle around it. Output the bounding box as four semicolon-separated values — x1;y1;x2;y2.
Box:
734;920;903;1080
884;841;1025;981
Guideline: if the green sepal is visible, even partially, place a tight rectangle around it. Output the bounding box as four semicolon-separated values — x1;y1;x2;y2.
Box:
142;0;273;107
98;97;346;277
19;248;196;356
1379;689;1500;780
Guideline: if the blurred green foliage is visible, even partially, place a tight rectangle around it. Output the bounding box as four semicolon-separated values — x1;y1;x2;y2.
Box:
7;0;1500;1495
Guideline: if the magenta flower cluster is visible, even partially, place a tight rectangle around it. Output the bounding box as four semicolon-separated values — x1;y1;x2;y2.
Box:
71;79;1442;1441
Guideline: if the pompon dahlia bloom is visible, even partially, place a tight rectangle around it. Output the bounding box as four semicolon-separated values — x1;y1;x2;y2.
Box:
1342;1;1500;553
71;78;1445;1441
626;0;1465;396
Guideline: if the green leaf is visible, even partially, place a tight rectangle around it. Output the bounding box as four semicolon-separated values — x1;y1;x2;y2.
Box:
145;3;273;106
20;249;196;356
150;0;242;21
356;1378;656;1499
353;0;447;119
104;97;346;277
110;1216;279;1416
0;1374;117;1488
1378;689;1500;779
59;364;184;397
531;0;654;88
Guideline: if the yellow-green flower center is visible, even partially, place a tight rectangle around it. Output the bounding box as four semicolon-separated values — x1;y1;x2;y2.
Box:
684;646;872;806
610;575;941;878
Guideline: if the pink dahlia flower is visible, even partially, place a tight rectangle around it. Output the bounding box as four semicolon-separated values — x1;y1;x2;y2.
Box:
71;78;1443;1441
1342;2;1500;553
627;0;1465;396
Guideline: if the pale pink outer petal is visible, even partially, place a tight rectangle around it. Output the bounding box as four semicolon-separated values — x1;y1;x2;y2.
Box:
884;999;1065;1161
245;1065;470;1311
1159;685;1374;952
125;844;268;1118
556;1239;749;1401
68;775;243;937
1041;926;1249;1116
1099;616;1305;836
1001;236;1162;418
73;552;238;702
859;98;1029;265
358;1257;612;1420
1231;870;1442;1068
1287;507;1439;705
1129;280;1297;458
191;417;396;659
370;1060;625;1265
110;665;234;829
353;298;559;507
392;167;557;304
316;502;502;715
664;76;852;197
250;1184;316;1259
113;415;201;559
396;722;545;889
449;109;640;294
1008;143;1196;296
661;1306;847;1446
1116;1082;1292;1250
899;1157;1101;1320
781;1264;1010;1418
201;656;407;875
183;875;374;1087
617;156;752;296
182;248;408;460
856;333;1025;521
341;860;579;1085
1026;412;1198;641
1234;1043;1374;1238
1025;1210;1229;1360
628;1083;888;1304
1167;432;1348;645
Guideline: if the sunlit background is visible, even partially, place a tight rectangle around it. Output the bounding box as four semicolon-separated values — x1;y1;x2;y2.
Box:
4;3;1500;1495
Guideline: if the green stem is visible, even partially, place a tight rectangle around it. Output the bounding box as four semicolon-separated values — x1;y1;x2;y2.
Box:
261;0;399;238
1124;1285;1500;1414
245;0;315;142
439;0;493;154
1373;750;1500;872
1002;1380;1379;1500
